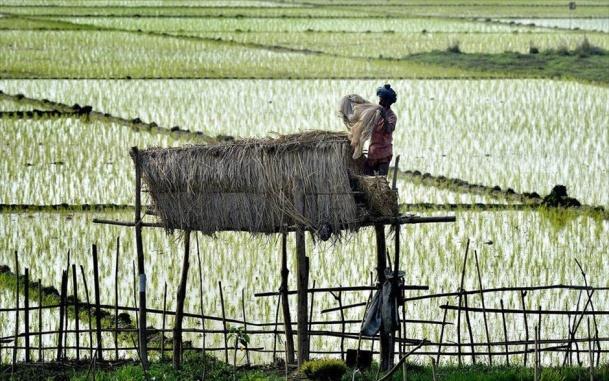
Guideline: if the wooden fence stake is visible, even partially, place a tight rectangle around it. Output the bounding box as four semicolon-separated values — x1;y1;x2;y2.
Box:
588;318;593;381
463;292;476;364
196;233;206;361
80;265;93;359
272;293;280;361
241;288;251;366
92;244;103;360
24;268;30;363
534;325;539;381
500;299;509;366
173;231;191;368
114;236;120;361
56;270;67;361
38;279;43;362
295;177;310;366
474;250;492;365
375;224;390;371
132;146;149;370
435;305;448;366
219;281;229;364
456;239;470;367
161;282;167;361
280;232;295;364
71;264;79;361
12;251;20;370
308;279;316;336
520;291;529;367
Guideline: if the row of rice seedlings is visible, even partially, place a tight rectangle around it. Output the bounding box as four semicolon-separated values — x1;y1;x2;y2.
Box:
0;117;196;205
0;111;501;205
498;18;609;33
386;5;609;19
55;16;533;34
2;79;605;206
0;97;50;111
0;0;293;6
0;30;467;79
0;6;367;18
0;209;607;363
194;31;609;57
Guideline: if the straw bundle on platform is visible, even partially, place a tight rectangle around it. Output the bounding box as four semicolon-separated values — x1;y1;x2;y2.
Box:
352;176;398;217
136;131;367;235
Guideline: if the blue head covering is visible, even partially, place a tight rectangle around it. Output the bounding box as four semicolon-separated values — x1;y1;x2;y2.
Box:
376;84;397;105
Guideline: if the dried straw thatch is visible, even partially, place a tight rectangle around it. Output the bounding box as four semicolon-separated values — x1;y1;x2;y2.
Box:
338;94;383;160
137;131;373;235
352;176;398;217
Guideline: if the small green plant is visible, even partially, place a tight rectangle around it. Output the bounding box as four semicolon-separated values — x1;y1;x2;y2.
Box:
301;358;347;381
447;40;461;54
228;326;251;367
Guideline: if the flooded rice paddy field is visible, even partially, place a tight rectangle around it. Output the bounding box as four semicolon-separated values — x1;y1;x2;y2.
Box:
0;207;607;364
1;79;608;207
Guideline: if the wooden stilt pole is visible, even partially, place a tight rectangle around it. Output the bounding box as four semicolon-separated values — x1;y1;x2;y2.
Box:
173;231;191;368
56;270;67;361
280;232;295;364
131;146;149;370
92;244;103;361
294;178;309;366
375;224;391;371
71;264;79;361
79;265;93;359
114;237;120;361
161;282;167;361
38;279;43;362
24;268;30;363
219;281;229;364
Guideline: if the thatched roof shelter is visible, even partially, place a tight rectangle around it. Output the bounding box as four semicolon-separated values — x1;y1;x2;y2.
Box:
135;131;397;236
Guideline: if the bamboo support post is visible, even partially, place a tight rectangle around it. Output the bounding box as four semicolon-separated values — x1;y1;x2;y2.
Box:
534;325;540;381
195;234;206;360
161;282;167;360
330;289;346;361
114;237;120;360
24;268;30;363
92;244;103;360
219;281;229;364
241;289;251;366
12;251;19;371
308;279;316;336
435;307;448;365
38;279;43;362
80;265;93;359
575;259;602;369
392;215;400;367
537;305;543;367
375;224;391;371
272;294;280;361
588;318;593;380
500;299;509;366
132;146;149;370
474;250;492;365
463;293;476;364
71;264;79;361
56;270;67;361
173;231;191;368
456;239;470;367
295;177;310;365
280;232;295;364
520;291;529;366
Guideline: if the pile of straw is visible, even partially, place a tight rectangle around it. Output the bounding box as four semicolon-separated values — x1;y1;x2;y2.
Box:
353;176;398;217
137;131;365;235
338;94;383;160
